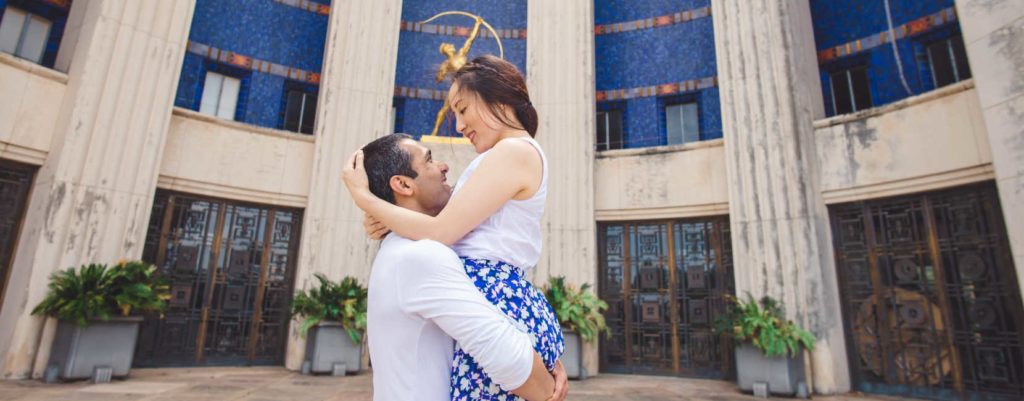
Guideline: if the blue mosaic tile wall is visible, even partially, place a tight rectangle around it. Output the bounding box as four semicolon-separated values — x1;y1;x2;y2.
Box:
394;0;527;138
594;0;722;149
810;0;962;116
0;0;70;69
174;0;328;130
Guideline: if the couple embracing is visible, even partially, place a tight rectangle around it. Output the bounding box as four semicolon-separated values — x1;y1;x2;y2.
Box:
341;55;569;401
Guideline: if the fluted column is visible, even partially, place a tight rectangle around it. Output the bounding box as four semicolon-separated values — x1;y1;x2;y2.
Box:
0;0;196;378
954;0;1024;304
712;0;850;393
527;0;598;376
284;0;402;370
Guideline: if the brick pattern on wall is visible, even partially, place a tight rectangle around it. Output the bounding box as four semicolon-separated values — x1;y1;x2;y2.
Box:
817;7;957;63
810;0;963;116
595;0;722;148
596;76;717;101
594;5;710;35
186;41;321;83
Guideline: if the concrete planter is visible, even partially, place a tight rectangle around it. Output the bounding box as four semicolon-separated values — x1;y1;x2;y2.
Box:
561;329;585;380
735;344;808;397
46;316;144;381
304;322;362;375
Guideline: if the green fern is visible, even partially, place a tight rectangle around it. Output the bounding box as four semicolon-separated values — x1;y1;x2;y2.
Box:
31;261;169;327
542;276;610;343
712;294;816;358
291;274;367;344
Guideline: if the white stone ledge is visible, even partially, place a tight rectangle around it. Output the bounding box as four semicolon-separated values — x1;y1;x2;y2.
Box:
156;175;307;208
0;52;67;84
821;164;994;205
595;138;724;159
0;141;46;165
171;107;316;143
596;203;729;221
814;79;976;129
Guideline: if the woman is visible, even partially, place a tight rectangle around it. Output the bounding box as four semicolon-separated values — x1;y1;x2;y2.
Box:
342;55;562;401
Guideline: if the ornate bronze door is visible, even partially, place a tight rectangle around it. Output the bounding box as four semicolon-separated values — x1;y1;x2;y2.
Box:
598;217;733;377
831;183;1024;400
135;191;302;366
0;161;35;316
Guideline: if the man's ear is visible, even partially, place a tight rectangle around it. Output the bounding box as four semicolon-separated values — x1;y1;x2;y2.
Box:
389;175;415;197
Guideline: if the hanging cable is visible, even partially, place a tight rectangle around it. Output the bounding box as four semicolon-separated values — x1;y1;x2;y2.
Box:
884;0;914;96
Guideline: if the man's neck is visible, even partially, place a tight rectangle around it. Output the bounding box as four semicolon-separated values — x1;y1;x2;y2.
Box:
394;197;430;216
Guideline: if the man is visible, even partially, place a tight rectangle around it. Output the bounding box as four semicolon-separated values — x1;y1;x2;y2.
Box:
361;134;567;401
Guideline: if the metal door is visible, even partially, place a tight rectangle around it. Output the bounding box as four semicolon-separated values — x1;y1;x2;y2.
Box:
0;161;34;316
135;191;301;366
831;183;1023;400
599;217;733;377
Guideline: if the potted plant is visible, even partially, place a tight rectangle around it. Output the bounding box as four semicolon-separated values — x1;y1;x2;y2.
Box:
713;294;816;398
32;261;168;382
292;273;367;375
542;276;609;380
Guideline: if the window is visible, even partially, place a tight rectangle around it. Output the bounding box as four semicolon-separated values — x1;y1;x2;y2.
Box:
830;67;872;115
927;36;971;88
596;109;623;151
665;102;699;145
283;89;317;134
0;6;51;63
199;72;241;120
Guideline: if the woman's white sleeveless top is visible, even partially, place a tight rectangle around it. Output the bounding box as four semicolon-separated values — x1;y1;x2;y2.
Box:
450;137;547;270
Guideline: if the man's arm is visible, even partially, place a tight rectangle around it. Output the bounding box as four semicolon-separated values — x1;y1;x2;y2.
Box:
397;240;554;399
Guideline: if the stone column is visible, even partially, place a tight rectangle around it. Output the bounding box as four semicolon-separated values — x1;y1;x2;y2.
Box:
527;0;598;377
0;0;196;378
284;0;402;370
953;0;1024;304
712;0;850;393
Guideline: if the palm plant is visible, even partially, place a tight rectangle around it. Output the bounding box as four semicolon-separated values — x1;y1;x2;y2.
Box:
291;274;367;344
32;261;169;327
713;294;816;358
542;276;610;343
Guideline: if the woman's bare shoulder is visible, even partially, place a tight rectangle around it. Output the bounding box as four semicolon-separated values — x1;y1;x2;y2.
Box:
488;137;541;163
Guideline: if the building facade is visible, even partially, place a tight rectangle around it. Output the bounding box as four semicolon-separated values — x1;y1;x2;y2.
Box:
0;0;1021;400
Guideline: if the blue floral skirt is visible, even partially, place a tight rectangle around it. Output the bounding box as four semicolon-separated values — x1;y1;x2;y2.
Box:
450;258;564;400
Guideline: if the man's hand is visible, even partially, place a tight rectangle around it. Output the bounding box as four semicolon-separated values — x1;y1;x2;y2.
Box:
548;360;569;401
363;213;390;240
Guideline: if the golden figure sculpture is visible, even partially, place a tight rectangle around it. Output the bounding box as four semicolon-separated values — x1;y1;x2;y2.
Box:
419;12;504;139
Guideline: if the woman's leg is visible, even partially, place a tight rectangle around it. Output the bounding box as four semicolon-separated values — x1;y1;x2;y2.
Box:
450;258;564;400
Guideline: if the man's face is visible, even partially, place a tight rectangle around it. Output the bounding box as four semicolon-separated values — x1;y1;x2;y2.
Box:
398;139;451;216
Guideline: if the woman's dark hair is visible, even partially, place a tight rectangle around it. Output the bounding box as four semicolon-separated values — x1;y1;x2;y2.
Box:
452;55;538;137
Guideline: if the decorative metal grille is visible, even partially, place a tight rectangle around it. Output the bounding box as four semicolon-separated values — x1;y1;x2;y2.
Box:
599;216;733;378
0;161;34;316
135;191;302;367
831;183;1023;401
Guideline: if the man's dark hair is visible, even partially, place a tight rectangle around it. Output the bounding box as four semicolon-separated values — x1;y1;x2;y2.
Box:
362;133;418;204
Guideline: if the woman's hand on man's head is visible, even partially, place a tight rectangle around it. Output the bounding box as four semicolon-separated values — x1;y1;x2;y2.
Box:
342;150;373;207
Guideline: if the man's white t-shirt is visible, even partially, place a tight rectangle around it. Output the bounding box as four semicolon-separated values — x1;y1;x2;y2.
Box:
367;234;534;401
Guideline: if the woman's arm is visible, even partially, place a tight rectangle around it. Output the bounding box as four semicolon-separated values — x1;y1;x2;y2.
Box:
342;138;542;246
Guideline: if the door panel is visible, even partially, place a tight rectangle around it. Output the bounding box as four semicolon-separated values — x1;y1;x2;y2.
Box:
599;217;733;378
135;191;301;367
831;183;1023;401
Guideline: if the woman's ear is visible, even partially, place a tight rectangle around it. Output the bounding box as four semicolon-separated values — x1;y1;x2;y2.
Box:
389;175;415;197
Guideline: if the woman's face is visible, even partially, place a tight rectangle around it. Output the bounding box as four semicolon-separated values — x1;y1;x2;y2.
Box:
448;82;505;154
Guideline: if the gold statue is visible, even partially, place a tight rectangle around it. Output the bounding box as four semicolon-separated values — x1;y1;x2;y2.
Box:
419;12;504;138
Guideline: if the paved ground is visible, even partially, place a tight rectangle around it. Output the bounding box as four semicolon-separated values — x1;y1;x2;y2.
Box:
0;367;906;401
